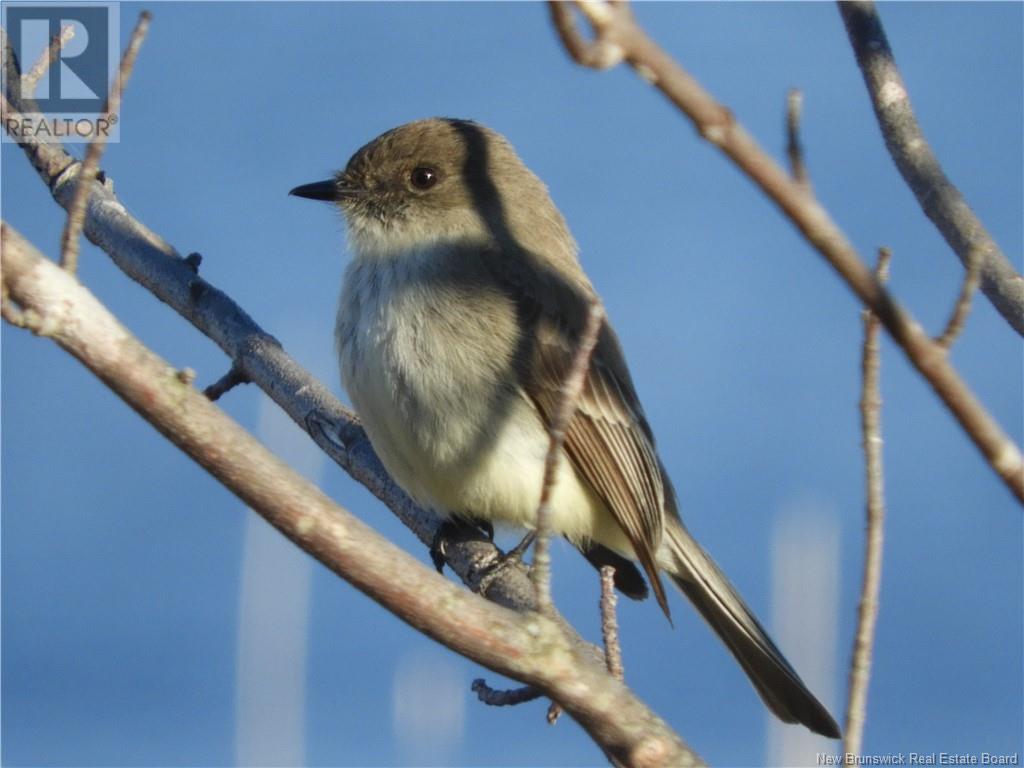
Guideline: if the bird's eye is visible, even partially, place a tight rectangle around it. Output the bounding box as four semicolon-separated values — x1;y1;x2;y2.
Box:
410;166;438;190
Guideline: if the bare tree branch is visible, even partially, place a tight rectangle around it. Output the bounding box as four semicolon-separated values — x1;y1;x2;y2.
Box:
600;565;624;681
935;246;983;350
60;11;150;273
2;221;704;768
0;92;77;182
547;0;1024;505
204;363;250;401
21;24;75;94
838;0;1024;337
845;246;890;756
532;299;605;610
550;0;626;70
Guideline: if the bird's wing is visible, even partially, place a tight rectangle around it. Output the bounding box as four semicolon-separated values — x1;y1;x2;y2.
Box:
482;246;671;615
526;314;671;616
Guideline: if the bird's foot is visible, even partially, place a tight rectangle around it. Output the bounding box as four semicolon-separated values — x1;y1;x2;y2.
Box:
429;517;495;574
477;531;536;595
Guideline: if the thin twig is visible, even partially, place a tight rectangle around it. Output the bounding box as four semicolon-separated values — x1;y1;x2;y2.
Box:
1;27;18;101
531;300;605;610
600;565;624;681
547;0;1024;504
21;25;76;95
838;1;1024;337
845;247;890;756
786;88;810;190
60;11;151;273
550;2;625;70
471;679;543;707
204;364;250;401
935;246;983;349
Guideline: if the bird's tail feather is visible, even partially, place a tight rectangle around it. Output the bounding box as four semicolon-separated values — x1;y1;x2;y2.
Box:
662;518;841;739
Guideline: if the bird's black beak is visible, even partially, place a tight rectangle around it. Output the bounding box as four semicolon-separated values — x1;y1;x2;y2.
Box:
289;179;342;202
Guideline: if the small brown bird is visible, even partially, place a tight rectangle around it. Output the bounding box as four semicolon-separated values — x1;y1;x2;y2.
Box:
291;117;840;738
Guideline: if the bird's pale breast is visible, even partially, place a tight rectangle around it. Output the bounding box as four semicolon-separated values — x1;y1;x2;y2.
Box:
335;248;631;551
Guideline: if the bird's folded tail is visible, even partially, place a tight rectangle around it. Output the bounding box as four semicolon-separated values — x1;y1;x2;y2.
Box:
662;518;841;739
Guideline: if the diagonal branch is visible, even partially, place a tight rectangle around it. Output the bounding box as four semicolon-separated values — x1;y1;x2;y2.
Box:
21;24;76;94
0;93;77;183
2;221;703;768
548;1;1024;505
838;0;1024;337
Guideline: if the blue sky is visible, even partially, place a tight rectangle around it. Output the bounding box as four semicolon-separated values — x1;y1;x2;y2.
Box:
2;2;1021;766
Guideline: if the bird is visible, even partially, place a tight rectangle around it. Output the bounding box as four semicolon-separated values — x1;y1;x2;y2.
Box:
290;117;840;738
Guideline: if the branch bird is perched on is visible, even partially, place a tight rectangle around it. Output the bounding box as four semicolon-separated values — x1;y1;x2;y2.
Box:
291;117;840;739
